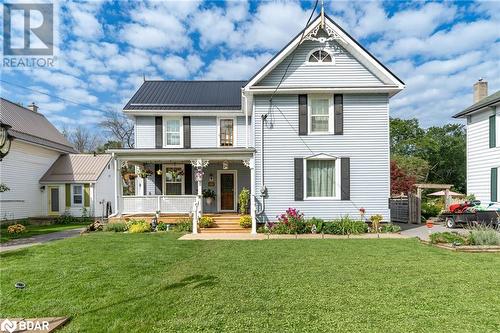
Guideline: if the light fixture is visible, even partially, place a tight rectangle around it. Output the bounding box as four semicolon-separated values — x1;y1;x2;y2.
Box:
222;160;229;170
0;122;13;161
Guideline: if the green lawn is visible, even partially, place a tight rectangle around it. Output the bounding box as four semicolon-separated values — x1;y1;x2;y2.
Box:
1;233;499;332
0;224;88;243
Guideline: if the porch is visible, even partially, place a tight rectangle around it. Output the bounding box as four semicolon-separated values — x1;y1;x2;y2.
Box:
108;148;256;234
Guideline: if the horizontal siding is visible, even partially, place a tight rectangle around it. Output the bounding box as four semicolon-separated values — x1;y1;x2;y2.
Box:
257;39;384;87
0;140;60;220
94;161;115;217
253;94;390;222
236;116;252;147
467;106;500;203
191;116;217;148
135;116;155;148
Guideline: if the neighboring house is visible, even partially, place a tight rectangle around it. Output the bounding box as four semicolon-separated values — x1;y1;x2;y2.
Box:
39;154;115;218
453;80;500;204
108;14;405;233
0;98;76;220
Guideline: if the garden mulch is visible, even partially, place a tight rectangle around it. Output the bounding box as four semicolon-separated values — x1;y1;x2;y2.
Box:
179;232;410;240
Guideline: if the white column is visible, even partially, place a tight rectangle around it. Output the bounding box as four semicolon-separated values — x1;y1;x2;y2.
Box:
113;156;120;215
250;157;257;235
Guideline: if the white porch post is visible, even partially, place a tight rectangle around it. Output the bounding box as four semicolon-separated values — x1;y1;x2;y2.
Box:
113;156;120;215
250;157;257;235
191;159;209;235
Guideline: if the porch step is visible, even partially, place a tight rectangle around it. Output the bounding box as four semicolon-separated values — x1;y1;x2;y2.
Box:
200;228;250;233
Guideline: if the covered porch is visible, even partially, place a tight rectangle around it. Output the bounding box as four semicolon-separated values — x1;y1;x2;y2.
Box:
109;148;256;234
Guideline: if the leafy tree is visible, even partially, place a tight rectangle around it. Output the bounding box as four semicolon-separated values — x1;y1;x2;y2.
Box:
391;160;416;195
390;117;425;155
391;155;429;183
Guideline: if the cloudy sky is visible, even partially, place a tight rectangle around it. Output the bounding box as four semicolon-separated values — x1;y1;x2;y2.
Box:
1;0;499;132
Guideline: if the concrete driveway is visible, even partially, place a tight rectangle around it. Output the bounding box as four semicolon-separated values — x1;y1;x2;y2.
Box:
0;228;85;253
398;222;469;241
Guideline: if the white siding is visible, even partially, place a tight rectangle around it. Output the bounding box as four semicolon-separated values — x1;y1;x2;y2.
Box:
257;40;384;87
236;116;252;147
0;140;61;220
253;94;390;222
135;116;155;148
94;160;115;217
467;106;500;203
191;116;217;148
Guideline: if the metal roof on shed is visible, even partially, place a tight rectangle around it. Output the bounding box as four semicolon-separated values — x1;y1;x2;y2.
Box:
40;154;112;183
0;97;76;153
123;81;247;111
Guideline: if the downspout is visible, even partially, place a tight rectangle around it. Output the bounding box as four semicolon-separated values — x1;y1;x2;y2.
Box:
256;113;267;215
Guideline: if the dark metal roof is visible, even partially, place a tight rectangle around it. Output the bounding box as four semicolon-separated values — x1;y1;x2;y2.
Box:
0;97;76;153
453;90;500;118
124;81;247;111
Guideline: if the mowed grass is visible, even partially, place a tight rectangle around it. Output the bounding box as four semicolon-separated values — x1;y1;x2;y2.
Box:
1;233;499;332
0;224;88;243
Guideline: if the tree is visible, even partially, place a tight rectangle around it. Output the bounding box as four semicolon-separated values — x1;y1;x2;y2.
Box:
96;140;122;153
68;126;102;153
390;117;425;156
391;155;429;183
100;110;134;148
391;160;416;195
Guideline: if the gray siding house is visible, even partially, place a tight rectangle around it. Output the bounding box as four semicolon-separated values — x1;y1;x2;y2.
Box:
109;14;405;233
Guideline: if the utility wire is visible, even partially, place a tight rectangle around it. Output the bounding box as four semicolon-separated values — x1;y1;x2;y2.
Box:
0;79;118;115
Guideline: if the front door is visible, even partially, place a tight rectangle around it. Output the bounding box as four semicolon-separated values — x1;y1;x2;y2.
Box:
48;187;60;215
219;172;236;211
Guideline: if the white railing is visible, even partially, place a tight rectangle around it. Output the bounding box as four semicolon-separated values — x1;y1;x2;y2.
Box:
122;195;197;214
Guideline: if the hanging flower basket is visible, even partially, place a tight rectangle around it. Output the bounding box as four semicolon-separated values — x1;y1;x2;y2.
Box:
166;169;184;180
156;169;163;176
137;168;152;178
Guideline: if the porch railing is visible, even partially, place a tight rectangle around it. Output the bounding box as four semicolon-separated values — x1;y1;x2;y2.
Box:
122;195;197;214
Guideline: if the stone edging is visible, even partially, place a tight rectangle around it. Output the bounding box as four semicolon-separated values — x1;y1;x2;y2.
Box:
420;240;500;252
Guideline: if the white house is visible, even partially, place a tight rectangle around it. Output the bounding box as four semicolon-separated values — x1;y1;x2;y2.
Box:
0;98;76;220
39;154;115;218
453;80;500;204
108;14;405;233
0;98;114;220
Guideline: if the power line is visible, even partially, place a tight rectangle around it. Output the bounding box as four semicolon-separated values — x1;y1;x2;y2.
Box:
0;79;119;115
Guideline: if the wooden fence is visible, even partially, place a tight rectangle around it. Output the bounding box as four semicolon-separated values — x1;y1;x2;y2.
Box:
389;193;421;224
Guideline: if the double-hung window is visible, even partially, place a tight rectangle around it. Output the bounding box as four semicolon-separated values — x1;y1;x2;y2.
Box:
218;117;236;147
164;117;182;148
164;165;184;195
72;184;83;205
305;157;339;199
309;95;333;134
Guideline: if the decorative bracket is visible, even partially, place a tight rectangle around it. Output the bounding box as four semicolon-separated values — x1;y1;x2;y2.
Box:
303;25;345;44
190;159;209;170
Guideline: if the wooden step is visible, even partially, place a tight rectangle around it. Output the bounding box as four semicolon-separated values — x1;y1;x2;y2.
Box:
200;228;250;233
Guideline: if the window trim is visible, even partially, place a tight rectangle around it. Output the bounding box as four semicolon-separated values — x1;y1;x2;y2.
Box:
163;116;183;148
216;116;237;148
162;164;185;195
303;154;341;200
308;94;334;135
306;48;335;65
71;184;84;206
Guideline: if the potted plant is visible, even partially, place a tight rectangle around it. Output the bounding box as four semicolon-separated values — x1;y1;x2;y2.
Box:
202;189;216;205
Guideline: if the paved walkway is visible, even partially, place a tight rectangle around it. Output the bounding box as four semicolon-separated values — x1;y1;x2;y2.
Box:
398;223;468;241
0;228;85;253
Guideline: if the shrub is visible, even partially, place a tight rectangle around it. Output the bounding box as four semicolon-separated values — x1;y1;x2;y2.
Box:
323;216;368;235
7;224;26;234
276;208;306;233
199;216;215;228
429;232;468;245
128;221;151;233
173;218;193;232
157;222;170;231
239;215;252;228
369;214;384;233
421;201;442;219
54;213;80;225
268;222;294;234
468;226;500;245
380;223;401;233
306;217;325;233
239;187;250;214
104;222;128;232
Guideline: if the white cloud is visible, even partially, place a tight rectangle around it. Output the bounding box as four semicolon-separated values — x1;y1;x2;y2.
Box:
66;2;104;40
90;74;118;92
202;53;272;80
155;54;203;79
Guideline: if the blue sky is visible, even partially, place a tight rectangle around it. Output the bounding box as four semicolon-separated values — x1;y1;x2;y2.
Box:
1;0;499;134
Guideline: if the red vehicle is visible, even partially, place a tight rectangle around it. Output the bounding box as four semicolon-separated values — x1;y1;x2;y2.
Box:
448;200;480;214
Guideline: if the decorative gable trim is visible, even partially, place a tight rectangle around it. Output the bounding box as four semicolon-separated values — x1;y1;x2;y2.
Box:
244;14;404;91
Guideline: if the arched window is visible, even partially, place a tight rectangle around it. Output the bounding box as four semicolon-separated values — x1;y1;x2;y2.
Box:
308;49;332;63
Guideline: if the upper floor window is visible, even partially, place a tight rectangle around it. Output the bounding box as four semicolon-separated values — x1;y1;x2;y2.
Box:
308;95;333;134
308;49;332;63
164;117;182;148
219;118;235;147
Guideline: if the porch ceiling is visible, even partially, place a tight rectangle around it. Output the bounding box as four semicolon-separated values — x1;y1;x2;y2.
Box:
108;147;255;161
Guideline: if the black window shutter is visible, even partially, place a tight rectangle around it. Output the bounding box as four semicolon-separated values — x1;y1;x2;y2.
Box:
154;164;162;195
294;158;304;201
184;164;193;195
183;116;191;148
298;95;308;135
155;117;163;148
489;115;496;148
341;157;350;200
491;168;498;202
334;94;343;135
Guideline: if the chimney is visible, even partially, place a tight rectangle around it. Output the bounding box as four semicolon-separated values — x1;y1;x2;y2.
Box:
28;102;38;113
473;79;488;103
